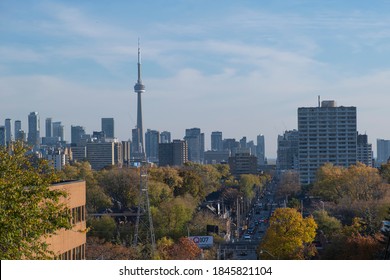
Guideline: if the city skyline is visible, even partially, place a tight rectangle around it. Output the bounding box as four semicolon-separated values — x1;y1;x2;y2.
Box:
2;1;390;157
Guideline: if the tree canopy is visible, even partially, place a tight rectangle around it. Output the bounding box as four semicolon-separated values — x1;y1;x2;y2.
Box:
258;208;317;260
0;143;71;259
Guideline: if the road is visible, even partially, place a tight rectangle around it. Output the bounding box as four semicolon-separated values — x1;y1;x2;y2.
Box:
220;180;277;260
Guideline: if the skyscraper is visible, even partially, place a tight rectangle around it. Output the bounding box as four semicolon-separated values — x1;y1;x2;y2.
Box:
184;128;204;163
357;133;373;167
277;130;299;172
52;121;64;141
145;129;160;163
159;140;188;167
102;118;114;138
132;42;146;161
256;134;265;165
298;100;357;185
160;131;171;144
27;112;40;146
5;118;12;145
71;125;86;146
0;126;5;146
211;131;223;151
14;120;22;141
45;118;52;138
377;139;390;165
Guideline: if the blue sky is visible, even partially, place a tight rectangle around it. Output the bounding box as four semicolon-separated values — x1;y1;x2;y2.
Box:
1;0;390;158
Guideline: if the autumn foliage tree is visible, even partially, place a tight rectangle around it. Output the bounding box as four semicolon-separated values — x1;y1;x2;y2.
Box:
0;143;71;259
155;237;201;260
312;162;389;204
258;208;317;260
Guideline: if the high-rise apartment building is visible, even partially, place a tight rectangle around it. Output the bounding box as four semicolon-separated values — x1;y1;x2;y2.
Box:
223;138;240;155
52;122;64;142
357;134;373;167
86;142;115;170
5;118;12;145
160;131;171;144
376;139;390;166
228;152;258;178
277;130;299;172
298;100;357;185
45;118;52;138
211;131;223;151
256;134;265;165
145;129;160;163
27;112;40;146
159;140;188;167
14;120;22;141
101;118;114;138
0;126;5;146
71;125;86;146
184;128;204;163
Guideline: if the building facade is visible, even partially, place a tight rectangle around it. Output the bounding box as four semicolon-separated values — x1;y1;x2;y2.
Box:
377;139;390;166
45;118;52;138
71;125;86;146
5;118;12;145
159;140;188;167
277;130;299;173
256;134;265;165
298;100;357;185
145;129;160;164
0;126;5;146
160;131;171;144
86;142;115;170
211;131;223;151
228;152;258;178
184;128;204;163
46;180;86;260
27;112;40;146
101;118;114;138
357;134;373;167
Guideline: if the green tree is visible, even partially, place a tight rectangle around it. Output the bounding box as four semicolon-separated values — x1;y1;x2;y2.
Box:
96;167;139;209
312;210;342;238
258;208;317;260
88;215;117;242
0;143;71;259
153;195;197;239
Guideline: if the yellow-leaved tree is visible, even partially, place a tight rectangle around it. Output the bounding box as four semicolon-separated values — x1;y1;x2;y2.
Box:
258;208;317;260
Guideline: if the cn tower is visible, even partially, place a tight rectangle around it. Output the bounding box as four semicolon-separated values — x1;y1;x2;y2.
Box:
133;40;146;157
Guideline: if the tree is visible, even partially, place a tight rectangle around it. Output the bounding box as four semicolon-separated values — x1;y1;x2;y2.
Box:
96;167;139;210
153;195;197;239
0;143;71;259
312;210;342;238
276;171;301;201
154;236;201;260
322;218;383;259
168;237;202;260
86;237;141;260
88;215;117;242
312;163;389;204
258;208;317;260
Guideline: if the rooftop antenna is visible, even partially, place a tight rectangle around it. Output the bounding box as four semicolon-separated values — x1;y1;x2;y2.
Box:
318;95;321;107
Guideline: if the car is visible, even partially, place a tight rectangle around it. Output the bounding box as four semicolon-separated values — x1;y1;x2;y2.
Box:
239;251;248;256
243;234;251;240
381;220;390;234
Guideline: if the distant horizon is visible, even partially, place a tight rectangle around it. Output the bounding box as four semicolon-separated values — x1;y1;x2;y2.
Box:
2;1;390;158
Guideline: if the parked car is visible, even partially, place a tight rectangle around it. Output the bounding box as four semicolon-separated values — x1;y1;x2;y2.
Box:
243;234;251;240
